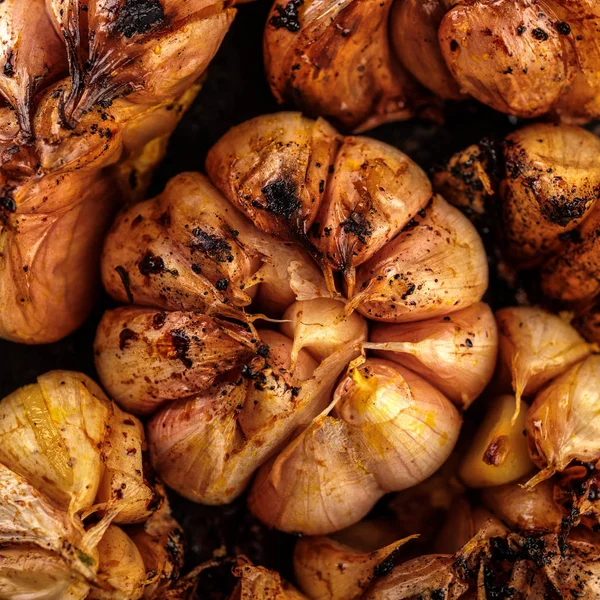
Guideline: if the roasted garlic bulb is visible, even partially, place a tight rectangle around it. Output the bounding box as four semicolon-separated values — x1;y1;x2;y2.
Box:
0;371;184;599
0;0;240;344
95;112;495;536
264;0;600;129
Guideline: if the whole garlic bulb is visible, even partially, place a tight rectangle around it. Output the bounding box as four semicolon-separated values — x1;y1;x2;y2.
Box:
0;371;184;600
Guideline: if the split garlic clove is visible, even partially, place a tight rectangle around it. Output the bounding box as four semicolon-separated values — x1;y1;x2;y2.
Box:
458;395;534;488
390;0;464;100
0;371;109;515
294;523;413;600
368;302;497;409
439;0;574;117
248;359;461;535
480;477;564;534
526;354;600;485
88;526;146;600
206;112;339;240
280;298;368;364
496;306;593;411
94;306;255;415
350;195;488;322
501;124;600;263
263;0;424;132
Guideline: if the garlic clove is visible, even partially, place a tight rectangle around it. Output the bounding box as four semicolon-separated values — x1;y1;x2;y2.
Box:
481;477;564;534
496;306;593;415
526;354;600;485
294;525;414;600
88;526;146;600
458;394;534;488
0;371;109;515
367;302;497;409
501;124;600;263
280;298;368;365
439;0;573;117
350;195;488;323
314;137;431;290
206;112;339;240
229;559;306;600
94;306;255;415
390;0;464;100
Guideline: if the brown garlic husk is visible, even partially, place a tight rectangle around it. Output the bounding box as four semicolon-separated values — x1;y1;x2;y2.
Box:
248;359;461;535
574;302;600;345
458;395;534;488
293;521;414;600
526;354;600;486
280;298;368;365
147;336;355;504
439;0;575;118
390;0;464;100
94;306;256;415
348;195;488;322
501;124;600;263
367;302;497;409
496;306;593;415
229;558;306;600
434;496;508;555
481;477;565;534
263;1;426;132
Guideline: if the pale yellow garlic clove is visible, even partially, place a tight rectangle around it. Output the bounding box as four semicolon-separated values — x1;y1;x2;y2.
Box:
367;302;497;409
481;477;564;534
88;526;146;600
280;298;368;364
349;196;488;323
526;354;600;486
248;359;461;535
459;395;534;488
496;306;593;416
294;522;414;600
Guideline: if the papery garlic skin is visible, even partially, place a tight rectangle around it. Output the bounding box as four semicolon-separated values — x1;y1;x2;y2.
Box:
229;559;307;600
248;359;461;535
368;302;497;409
526;354;600;485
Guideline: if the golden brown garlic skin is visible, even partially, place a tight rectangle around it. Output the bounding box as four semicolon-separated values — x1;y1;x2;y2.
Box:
264;0;600;129
0;1;238;344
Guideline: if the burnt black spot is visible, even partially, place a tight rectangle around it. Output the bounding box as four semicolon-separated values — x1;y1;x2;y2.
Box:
532;28;549;41
215;278;229;291
0;190;16;213
517;25;527;35
400;283;416;300
170;329;192;368
541;196;589;227
557;22;571;35
269;0;304;33
340;212;371;244
257;344;270;358
191;228;234;262
431;591;445;600
261;179;301;219
139;252;165;275
152;311;167;330
119;328;138;351
465;338;473;348
450;39;459;51
114;0;164;39
115;266;134;303
3;49;14;77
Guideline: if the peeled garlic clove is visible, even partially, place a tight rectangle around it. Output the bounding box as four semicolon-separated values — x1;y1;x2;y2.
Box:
314;137;431;289
367;302;497;409
230;559;306;600
496;306;593;413
350;196;488;323
481;478;564;534
526;355;600;484
96;404;158;525
439;0;573;117
94;306;255;415
459;395;534;488
206;112;338;240
390;0;464;100
0;371;109;515
88;526;146;600
280;298;367;364
294;524;413;600
501;124;600;262
248;359;461;535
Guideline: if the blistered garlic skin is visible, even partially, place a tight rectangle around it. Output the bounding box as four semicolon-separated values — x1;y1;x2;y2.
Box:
368;302;497;408
248;359;461;535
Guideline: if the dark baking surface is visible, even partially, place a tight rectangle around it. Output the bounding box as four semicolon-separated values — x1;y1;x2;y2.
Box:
0;1;543;596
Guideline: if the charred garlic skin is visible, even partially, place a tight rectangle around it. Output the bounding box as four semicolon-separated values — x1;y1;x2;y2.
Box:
264;0;600;128
96;112;495;535
0;1;239;344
